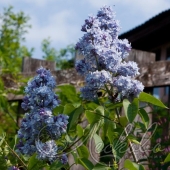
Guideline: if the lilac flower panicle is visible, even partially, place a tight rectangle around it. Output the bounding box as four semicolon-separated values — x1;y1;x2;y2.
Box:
75;59;95;75
117;61;139;77
131;79;144;97
46;114;69;140
81;15;99;32
36;140;58;162
21;68;60;111
117;39;131;59
85;70;111;88
75;5;144;100
17;67;68;164
97;5;115;19
113;76;144;98
61;154;68;164
80;86;98;101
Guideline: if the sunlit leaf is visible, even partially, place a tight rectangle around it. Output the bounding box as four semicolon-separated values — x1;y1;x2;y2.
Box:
139;92;167;108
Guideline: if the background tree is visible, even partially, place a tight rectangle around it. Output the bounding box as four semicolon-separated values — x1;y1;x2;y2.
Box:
0;6;34;73
0;6;33;135
42;38;75;70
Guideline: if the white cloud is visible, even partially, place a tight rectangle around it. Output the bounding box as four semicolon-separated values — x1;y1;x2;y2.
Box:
23;0;54;7
0;0;54;7
25;9;80;56
0;0;12;5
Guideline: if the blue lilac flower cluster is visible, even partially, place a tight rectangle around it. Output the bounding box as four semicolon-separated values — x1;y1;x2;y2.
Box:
75;6;144;100
8;166;20;170
17;67;69;163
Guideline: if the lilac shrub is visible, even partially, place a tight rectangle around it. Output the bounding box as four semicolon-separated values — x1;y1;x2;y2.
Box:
75;6;144;101
16;67;69;163
1;5;167;170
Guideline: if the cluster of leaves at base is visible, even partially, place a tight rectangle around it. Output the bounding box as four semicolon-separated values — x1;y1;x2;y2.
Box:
56;85;167;170
0;82;169;170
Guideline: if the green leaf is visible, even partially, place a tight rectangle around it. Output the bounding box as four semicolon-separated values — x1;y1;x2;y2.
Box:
84;124;91;135
50;161;63;170
93;134;104;153
134;122;146;132
93;163;110;170
77;158;94;170
28;154;39;170
164;153;170;163
76;124;84;137
63;104;75;115
4;145;9;155
71;151;78;164
128;135;140;145
107;122;116;144
10;135;18;150
105;102;123;110
82;124;92;146
130;139;140;145
123;99;130;118
89;121;103;139
53;105;64;115
123;98;139;123
67;105;84;131
138;108;149;128
85;110;100;125
65;135;76;143
112;138;128;161
102;118;110;139
86;106;104;124
0;133;6;146
119;116;128;127
73;102;81;108
124;159;145;170
58;84;80;103
84;102;99;110
139;92;168;108
95;106;104;116
77;145;89;159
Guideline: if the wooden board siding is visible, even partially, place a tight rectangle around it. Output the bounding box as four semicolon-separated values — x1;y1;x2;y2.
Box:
22;57;56;72
127;49;155;64
138;60;170;87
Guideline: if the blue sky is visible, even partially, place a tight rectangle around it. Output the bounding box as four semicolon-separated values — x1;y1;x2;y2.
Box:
0;0;170;59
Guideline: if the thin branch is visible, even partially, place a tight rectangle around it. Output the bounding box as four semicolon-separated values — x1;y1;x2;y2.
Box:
5;141;28;169
116;109;138;163
93;110;118;124
64;123;97;152
5;110;19;127
68;163;76;170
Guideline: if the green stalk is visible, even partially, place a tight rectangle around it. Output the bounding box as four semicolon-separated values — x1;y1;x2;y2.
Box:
116;109;138;163
5;141;28;169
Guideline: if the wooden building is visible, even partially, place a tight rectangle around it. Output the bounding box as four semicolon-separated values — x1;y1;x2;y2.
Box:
119;9;170;104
